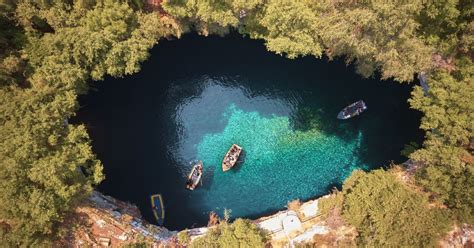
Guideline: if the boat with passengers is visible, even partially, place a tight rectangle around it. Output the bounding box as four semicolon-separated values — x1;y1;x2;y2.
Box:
222;144;242;172
186;160;203;190
337;100;367;120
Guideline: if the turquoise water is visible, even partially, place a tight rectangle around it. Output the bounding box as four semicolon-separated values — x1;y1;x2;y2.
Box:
194;105;364;216
76;34;422;229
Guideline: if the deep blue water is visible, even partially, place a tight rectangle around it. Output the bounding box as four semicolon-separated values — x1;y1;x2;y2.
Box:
75;33;423;230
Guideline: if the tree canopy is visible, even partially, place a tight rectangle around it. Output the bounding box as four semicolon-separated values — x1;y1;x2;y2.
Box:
164;0;435;82
189;218;267;248
0;0;178;245
409;57;474;223
319;169;451;247
0;0;472;246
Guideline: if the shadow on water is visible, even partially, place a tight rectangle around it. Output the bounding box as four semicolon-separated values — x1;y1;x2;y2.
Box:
73;32;423;230
291;106;356;142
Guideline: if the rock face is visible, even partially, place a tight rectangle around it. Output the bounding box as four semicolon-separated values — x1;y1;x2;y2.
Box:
60;191;176;247
439;224;474;248
57;194;351;247
62;191;473;247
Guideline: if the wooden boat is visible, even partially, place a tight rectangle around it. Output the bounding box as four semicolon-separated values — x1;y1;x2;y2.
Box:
222;144;242;172
337;100;367;120
186;160;203;190
150;194;165;225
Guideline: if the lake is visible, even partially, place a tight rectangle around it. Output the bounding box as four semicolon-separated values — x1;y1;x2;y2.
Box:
75;33;423;230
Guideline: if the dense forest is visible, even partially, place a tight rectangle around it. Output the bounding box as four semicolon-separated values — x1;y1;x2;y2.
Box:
0;0;472;246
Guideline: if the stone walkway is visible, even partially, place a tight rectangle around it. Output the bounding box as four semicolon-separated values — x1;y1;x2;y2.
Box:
254;199;327;246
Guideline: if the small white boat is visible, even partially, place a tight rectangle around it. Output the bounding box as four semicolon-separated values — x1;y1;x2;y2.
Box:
222;144;242;172
186;161;203;190
337;100;367;120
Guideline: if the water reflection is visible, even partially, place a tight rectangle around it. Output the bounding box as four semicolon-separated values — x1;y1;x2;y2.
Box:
168;76;298;175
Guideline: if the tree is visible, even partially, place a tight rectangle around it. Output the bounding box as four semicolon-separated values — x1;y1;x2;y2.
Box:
0;0;26;87
177;229;191;246
190;218;267;248
320;1;434;82
0;84;103;245
320;169;451;247
162;0;263;36
0;0;177;245
25;0;175;81
164;1;437;81
409;57;474;223
416;0;474;55
257;0;324;59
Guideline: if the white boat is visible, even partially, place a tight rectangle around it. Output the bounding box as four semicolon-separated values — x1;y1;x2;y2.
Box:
222;144;242;172
337;100;367;120
186;161;203;190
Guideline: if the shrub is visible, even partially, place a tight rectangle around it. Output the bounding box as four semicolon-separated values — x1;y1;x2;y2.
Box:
320;169;451;247
190;219;267;248
177;229;191;246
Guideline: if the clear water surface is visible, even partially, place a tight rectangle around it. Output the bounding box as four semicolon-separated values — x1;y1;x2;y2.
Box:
75;33;423;230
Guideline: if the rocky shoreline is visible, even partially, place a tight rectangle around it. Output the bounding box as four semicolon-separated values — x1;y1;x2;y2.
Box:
63;191;336;246
64;161;473;247
60;191;176;247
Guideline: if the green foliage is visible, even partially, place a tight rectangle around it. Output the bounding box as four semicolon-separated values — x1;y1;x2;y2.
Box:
0;2;27;86
25;0;174;81
318;191;343;218
163;0;238;27
401;141;420;158
162;0;263;36
0;85;103;245
162;0;236;36
121;243;148;248
190;219;267;248
128;0;144;10
409;58;474;223
0;0;176;245
321;169;451;247
410;61;473;146
417;0;474;55
258;0;324;59
177;229;191;246
318;1;433;82
164;0;433;81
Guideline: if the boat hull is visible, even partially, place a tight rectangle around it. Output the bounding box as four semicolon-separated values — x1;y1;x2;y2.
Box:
222;144;242;171
337;100;367;120
186;161;203;190
150;194;164;226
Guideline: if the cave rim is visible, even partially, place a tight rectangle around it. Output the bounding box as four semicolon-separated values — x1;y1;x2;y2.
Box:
75;32;424;230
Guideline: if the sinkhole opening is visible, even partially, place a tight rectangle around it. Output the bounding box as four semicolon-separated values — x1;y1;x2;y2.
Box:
74;33;423;230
